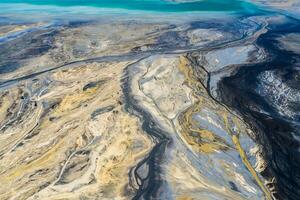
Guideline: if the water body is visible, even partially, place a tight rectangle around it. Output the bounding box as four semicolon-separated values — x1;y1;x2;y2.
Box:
0;0;257;12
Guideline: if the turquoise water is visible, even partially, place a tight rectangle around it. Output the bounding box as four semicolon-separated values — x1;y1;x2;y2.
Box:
0;0;258;13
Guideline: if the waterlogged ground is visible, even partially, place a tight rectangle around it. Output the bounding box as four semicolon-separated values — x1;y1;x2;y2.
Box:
0;1;299;200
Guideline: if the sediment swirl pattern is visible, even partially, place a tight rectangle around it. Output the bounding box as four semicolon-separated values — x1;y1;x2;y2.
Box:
0;2;299;199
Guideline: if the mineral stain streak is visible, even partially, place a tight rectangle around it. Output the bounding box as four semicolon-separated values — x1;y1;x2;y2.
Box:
218;17;300;200
122;58;171;199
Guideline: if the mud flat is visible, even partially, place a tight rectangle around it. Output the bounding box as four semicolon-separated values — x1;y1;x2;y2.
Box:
0;5;299;200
